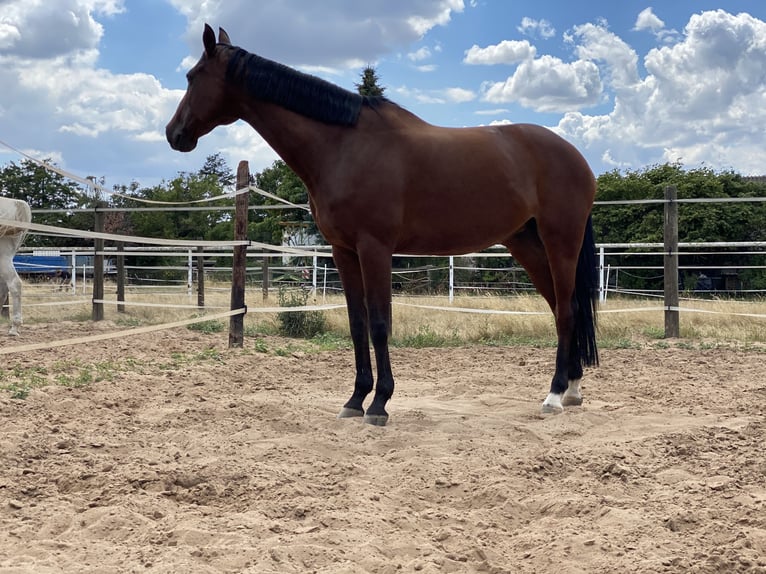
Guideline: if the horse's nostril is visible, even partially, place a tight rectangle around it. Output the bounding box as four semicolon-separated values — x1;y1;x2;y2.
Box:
166;124;180;148
167;129;183;151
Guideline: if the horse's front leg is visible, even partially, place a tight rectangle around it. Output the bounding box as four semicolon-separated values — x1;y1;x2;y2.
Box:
0;281;8;321
7;272;22;336
355;240;394;426
333;246;374;419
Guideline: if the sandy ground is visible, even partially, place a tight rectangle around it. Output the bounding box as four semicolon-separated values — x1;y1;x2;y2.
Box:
1;320;765;574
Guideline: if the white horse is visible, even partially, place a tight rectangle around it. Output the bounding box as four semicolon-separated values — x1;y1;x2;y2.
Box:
0;197;31;336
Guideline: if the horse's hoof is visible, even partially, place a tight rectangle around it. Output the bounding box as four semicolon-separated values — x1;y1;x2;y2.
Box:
561;395;583;407
541;392;564;415
540;403;564;415
8;330;19;337
363;413;389;427
338;407;364;419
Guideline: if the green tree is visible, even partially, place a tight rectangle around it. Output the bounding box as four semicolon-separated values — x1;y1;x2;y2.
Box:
253;159;314;245
0;159;93;247
126;154;233;241
355;66;386;97
120;156;234;280
595;164;766;292
199;152;235;188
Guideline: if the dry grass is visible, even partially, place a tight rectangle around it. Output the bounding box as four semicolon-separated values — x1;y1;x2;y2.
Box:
12;280;766;347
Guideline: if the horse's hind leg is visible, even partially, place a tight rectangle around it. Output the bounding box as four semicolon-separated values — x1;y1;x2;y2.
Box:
506;220;578;413
560;341;585;406
562;379;583;406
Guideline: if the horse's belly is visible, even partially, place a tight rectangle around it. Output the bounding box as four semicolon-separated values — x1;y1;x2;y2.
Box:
394;207;524;255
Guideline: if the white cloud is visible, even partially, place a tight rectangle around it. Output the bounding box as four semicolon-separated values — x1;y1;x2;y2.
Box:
0;0;122;59
3;2;765;189
169;0;465;69
482;55;603;112
16;61;174;138
177;55;198;73
634;7;664;33
555;10;766;175
444;87;476;102
464;40;536;65
394;85;446;104
0;21;21;50
0;0;469;186
407;0;464;35
218;123;278;170
570;22;640;89
466;34;605;113
408;44;442;71
408;47;432;62
474;108;510;116
393;85;474;105
633;7;679;44
0;0;190;184
517;17;556;39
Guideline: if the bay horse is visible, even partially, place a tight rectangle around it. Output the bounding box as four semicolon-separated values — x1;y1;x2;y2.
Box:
0;197;31;336
167;25;599;425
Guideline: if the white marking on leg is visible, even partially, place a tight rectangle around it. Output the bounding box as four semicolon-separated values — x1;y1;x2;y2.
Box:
9;276;22;336
541;392;564;414
562;379;583;406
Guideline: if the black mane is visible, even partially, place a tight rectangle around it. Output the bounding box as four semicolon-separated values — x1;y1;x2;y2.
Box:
224;47;386;126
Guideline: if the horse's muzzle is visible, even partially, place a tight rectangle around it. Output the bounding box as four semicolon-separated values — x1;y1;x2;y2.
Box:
166;124;198;152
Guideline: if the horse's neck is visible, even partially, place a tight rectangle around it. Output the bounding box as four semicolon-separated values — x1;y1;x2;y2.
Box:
239;100;347;187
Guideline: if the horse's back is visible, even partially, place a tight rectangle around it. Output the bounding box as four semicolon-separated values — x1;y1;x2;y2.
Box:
367;122;595;254
496;123;594;180
0;197;31;244
406;121;595;212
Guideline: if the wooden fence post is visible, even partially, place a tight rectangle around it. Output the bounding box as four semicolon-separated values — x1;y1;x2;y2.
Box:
92;201;105;321
664;185;679;338
197;246;205;308
116;243;126;313
229;161;249;348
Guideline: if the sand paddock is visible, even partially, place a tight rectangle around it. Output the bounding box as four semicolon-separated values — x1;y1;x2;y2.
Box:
1;320;765;573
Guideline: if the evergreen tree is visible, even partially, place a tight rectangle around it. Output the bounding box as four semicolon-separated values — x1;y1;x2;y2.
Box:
355;66;386;97
198;152;235;188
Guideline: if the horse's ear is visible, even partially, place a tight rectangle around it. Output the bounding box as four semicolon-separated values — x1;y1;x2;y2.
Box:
203;23;216;56
218;27;231;45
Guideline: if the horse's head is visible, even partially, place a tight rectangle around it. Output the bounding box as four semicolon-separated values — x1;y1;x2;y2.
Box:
166;24;239;152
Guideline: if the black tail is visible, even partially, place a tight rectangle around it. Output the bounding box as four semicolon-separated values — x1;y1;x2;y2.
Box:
574;215;599;367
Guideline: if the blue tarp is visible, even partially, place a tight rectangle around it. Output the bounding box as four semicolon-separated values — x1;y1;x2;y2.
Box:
13;255;68;274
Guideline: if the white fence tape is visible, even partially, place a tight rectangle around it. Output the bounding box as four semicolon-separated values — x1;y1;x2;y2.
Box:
0;308;246;355
393;302;546;315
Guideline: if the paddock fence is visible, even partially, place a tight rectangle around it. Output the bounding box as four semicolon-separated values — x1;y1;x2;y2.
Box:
2;156;766;355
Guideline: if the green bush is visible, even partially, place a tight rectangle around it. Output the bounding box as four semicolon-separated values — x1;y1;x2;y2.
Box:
277;287;326;338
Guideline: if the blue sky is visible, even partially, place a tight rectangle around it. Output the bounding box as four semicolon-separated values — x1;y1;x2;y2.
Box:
1;1;765;191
